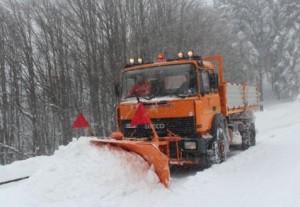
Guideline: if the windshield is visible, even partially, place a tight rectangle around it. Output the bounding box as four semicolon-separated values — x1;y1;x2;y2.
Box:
122;64;197;99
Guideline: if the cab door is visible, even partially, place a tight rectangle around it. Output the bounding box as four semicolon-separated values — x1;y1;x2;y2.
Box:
195;69;221;134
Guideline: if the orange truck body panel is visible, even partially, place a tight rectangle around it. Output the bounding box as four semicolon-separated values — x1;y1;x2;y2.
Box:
119;98;197;120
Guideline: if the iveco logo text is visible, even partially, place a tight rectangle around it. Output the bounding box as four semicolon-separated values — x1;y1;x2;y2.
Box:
145;123;165;129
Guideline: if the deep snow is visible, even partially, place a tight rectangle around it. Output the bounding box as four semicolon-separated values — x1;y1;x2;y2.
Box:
1;99;300;207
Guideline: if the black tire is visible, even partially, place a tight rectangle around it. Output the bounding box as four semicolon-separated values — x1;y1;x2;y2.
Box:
241;121;256;150
196;154;211;170
208;115;229;165
249;122;256;146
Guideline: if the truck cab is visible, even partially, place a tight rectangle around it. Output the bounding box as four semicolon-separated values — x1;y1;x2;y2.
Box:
116;52;224;165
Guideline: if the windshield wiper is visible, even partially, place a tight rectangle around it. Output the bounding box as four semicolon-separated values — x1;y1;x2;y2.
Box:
173;93;189;98
135;95;154;101
173;93;196;98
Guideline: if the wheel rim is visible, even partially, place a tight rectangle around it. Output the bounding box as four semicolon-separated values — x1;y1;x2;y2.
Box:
219;128;227;160
213;140;221;163
209;117;230;165
212;128;227;163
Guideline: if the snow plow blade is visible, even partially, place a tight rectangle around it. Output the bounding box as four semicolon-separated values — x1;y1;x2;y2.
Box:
90;138;170;188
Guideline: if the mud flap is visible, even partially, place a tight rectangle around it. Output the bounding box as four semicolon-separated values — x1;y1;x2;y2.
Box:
90;138;170;188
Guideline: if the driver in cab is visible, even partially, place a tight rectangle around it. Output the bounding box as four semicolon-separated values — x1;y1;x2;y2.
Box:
176;72;197;94
127;74;151;97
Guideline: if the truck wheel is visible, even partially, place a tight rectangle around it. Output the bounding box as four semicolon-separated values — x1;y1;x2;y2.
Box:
195;155;211;170
241;121;256;149
209;116;229;165
249;122;256;146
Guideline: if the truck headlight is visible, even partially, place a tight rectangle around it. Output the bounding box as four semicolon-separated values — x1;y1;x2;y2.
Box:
129;58;135;64
184;141;197;150
137;58;143;64
178;52;184;58
187;50;194;57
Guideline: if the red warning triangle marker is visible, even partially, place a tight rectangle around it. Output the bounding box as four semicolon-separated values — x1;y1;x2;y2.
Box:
130;103;152;126
72;113;90;128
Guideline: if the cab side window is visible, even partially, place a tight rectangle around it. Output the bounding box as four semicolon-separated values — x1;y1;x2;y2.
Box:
200;70;210;94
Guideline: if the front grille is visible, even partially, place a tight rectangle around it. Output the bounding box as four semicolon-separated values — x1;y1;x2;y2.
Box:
121;117;196;138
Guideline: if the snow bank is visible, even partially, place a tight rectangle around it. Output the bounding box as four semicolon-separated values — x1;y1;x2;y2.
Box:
0;138;164;207
0;156;49;183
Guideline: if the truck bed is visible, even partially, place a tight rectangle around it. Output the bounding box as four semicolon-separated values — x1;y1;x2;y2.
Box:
221;83;260;115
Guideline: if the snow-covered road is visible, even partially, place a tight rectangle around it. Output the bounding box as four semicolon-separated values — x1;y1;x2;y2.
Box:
1;100;300;207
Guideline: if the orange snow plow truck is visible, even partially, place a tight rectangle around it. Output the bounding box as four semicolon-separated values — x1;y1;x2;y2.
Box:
91;52;260;187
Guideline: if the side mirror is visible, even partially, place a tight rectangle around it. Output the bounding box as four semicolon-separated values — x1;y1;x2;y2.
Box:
115;81;121;98
209;73;219;89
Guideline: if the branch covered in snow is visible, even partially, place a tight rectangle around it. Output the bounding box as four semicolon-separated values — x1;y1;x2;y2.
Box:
0;143;32;158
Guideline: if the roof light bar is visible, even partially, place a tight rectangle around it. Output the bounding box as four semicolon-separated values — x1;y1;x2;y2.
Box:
178;52;184;58
187;51;194;57
129;58;135;64
137;58;143;64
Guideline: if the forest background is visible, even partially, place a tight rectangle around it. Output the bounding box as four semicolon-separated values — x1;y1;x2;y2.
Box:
0;0;299;164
